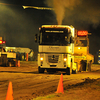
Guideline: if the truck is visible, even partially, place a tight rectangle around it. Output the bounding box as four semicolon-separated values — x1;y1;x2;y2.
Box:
35;25;94;75
0;37;17;67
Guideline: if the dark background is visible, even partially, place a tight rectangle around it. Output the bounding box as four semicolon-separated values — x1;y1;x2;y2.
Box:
0;0;100;55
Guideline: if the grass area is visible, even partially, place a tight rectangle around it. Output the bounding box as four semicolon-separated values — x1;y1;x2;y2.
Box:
32;78;100;100
32;94;55;100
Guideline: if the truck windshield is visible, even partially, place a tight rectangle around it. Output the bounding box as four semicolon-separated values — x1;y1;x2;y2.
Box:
39;28;71;46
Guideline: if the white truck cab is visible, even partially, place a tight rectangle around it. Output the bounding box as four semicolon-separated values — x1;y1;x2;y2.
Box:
35;25;75;75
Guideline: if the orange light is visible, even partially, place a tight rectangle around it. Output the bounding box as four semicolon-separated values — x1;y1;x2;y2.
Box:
77;31;88;36
39;27;41;30
0;40;3;44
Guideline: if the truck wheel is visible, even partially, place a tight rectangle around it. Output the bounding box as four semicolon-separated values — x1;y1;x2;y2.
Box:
14;61;17;67
66;67;71;75
66;61;72;75
3;63;7;67
38;66;44;73
72;69;76;74
87;61;92;72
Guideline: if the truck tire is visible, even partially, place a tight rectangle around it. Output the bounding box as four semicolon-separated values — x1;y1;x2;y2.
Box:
66;67;71;75
66;60;72;75
72;69;76;74
1;54;7;67
87;61;92;71
38;66;44;73
3;62;7;67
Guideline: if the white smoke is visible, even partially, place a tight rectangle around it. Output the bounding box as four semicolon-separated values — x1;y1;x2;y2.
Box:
45;0;100;29
45;0;81;25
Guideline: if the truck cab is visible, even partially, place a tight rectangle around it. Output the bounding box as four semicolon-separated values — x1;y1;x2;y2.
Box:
35;25;75;75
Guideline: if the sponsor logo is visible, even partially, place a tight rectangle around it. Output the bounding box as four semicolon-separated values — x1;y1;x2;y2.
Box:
47;46;61;51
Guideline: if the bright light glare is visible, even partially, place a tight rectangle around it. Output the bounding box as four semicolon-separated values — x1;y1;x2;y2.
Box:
23;6;26;9
0;40;2;44
78;47;81;49
64;58;67;61
40;57;43;61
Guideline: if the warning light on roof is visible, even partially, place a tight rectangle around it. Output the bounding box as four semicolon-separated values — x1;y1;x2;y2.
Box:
77;31;88;36
0;40;3;44
3;41;6;44
0;40;6;44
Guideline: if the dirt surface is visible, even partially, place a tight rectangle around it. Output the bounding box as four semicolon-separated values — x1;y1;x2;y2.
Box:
0;61;100;100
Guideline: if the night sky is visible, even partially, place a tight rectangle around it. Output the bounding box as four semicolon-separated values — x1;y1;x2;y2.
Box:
0;0;100;54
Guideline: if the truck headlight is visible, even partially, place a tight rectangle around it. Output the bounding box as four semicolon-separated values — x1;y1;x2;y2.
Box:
64;58;67;62
40;57;43;61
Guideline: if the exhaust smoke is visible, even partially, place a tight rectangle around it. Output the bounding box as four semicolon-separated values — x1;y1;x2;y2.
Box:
45;0;100;29
45;0;81;25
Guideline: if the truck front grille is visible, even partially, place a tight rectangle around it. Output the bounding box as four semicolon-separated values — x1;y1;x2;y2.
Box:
48;55;59;63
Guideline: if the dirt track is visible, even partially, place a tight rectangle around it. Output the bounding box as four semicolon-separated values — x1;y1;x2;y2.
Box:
0;61;100;100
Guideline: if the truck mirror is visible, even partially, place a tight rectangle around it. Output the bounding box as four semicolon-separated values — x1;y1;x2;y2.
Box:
38;35;40;43
35;34;38;42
